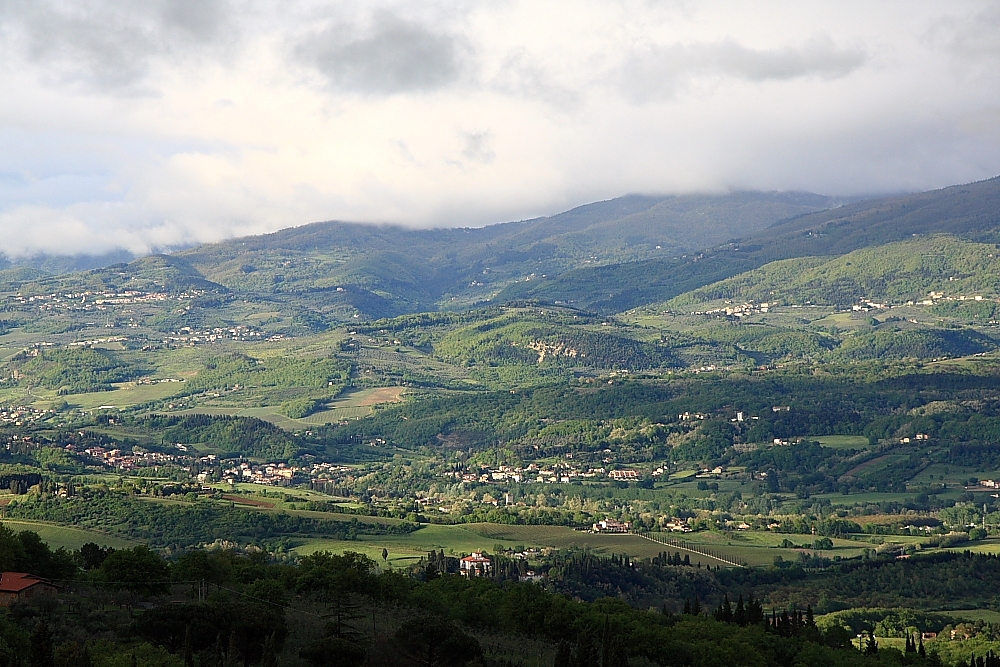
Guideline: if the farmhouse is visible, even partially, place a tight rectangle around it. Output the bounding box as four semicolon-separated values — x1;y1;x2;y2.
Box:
0;573;57;605
592;518;631;533
459;552;492;577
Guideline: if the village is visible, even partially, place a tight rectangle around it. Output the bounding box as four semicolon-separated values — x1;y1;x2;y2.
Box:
10;288;211;312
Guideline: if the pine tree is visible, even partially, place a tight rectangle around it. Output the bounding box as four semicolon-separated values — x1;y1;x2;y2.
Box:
919;636;927;658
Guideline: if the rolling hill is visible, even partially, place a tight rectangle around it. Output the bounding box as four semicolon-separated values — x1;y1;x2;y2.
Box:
665;235;1000;310
0;191;840;322
501;176;1000;313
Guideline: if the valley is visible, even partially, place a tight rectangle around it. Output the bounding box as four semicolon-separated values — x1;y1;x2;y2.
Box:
5;179;1000;666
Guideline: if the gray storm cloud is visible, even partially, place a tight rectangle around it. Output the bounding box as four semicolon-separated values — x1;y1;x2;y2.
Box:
296;12;465;94
0;1;999;259
615;35;868;102
0;0;233;91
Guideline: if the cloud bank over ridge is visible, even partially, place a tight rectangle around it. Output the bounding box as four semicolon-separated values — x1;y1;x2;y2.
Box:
1;1;1000;257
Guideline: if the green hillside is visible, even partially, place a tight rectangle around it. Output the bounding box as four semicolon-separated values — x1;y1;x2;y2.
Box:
501;176;1000;313
167;191;834;317
433;312;681;370
667;235;1000;309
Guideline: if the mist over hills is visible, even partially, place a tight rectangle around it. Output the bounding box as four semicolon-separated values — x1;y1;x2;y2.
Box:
503;176;1000;313
1;191;841;319
6;176;1000;326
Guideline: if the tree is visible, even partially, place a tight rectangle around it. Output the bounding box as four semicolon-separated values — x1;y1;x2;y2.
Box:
260;632;278;667
29;619;55;667
98;545;170;597
864;632;878;656
79;542;114;570
300;637;368;667
554;641;572;667
393;616;481;667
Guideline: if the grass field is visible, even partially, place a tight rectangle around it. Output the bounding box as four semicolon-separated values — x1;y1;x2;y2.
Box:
949;609;1000;623
801;435;871;449
175;386;406;429
290;522;732;567
2;519;137;550
291;523;523;567
60;382;186;410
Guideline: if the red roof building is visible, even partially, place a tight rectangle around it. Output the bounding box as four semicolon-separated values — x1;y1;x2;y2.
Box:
459;551;492;577
0;573;58;605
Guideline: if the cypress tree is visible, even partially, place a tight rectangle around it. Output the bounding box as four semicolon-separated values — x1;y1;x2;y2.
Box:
183;625;195;667
864;633;878;656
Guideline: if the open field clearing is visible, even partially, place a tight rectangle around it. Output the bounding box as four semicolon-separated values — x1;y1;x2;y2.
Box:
1;519;137;550
292;522;731;566
291;523;523;566
468;524;743;564
60;381;186;410
805;435;871;449
175;386;407;429
949;609;1000;623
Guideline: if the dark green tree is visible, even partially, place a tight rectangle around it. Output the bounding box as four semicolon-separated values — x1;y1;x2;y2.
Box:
393;615;481;667
29;620;55;667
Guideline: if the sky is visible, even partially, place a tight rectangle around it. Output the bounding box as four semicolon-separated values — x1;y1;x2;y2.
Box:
1;0;1000;258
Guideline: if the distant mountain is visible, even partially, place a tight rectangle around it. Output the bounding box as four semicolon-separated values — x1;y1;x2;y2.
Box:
501;176;1000;313
163;190;839;317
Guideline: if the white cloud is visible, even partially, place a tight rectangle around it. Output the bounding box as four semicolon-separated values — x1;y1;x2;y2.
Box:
0;0;999;258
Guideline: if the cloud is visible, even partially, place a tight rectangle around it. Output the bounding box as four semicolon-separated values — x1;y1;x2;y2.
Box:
614;34;868;102
461;131;496;164
296;11;466;94
1;1;999;259
0;0;233;91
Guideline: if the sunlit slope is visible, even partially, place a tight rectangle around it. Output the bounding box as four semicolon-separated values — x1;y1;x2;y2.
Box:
666;235;1000;309
500;176;1000;313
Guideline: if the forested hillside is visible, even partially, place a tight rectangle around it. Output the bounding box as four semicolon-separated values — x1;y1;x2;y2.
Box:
502;176;1000;312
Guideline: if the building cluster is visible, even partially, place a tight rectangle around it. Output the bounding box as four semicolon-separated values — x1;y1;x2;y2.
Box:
163;325;270;345
12;289;212;312
218;461;304;486
912;291;988;306
852;299;889;311
662;518;692;532
690;301;771;317
68;445;179;471
592;518;632;533
67;336;128;348
0;406;55;425
441;462;623;485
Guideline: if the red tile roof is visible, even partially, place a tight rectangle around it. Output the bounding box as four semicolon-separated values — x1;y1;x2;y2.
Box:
0;573;51;593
